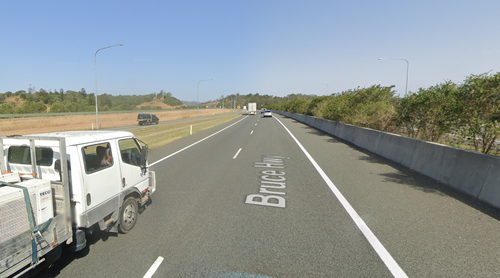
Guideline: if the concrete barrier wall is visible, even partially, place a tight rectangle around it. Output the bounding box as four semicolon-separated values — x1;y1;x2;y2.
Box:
275;111;500;209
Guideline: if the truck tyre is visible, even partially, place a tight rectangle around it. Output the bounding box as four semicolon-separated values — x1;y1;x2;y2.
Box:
118;197;138;234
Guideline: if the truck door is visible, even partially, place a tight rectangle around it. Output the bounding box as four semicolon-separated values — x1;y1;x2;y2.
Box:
118;138;149;193
80;141;121;222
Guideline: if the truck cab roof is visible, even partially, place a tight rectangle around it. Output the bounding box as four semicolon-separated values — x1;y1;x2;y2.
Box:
16;130;135;146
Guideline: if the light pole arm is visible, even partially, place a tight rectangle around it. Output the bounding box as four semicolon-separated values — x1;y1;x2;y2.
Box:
403;59;409;96
94;43;124;129
378;58;409;96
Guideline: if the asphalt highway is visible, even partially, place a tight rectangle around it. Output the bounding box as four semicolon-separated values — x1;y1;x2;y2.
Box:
37;113;500;277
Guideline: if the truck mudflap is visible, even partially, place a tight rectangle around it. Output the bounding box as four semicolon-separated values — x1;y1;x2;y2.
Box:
68;229;86;252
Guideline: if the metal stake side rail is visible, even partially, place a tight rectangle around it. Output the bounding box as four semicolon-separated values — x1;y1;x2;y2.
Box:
0;135;73;278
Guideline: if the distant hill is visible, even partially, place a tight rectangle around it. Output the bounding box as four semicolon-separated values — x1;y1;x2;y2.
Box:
202;100;220;108
181;100;198;106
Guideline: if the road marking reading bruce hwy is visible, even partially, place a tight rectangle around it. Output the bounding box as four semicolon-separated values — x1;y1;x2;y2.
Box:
273;116;408;278
150;116;248;166
233;148;242;159
143;256;164;278
245;155;290;208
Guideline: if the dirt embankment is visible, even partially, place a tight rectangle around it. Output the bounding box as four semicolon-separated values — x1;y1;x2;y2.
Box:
136;97;187;109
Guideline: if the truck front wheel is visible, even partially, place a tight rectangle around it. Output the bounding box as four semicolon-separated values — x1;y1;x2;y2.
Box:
118;197;138;234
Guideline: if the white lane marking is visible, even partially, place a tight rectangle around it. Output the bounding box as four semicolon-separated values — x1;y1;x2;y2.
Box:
150;116;248;166
143;256;164;278
250;130;254;135
255;123;257;126
233;148;242;159
274;117;408;278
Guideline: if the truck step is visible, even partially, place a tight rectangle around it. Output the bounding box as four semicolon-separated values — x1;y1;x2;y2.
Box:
104;218;115;226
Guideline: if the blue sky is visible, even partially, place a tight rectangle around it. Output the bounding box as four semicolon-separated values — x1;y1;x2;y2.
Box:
2;0;500;102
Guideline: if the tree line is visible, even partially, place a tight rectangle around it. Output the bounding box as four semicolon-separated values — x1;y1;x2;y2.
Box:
0;88;185;114
212;92;308;109
3;72;498;155
267;72;500;155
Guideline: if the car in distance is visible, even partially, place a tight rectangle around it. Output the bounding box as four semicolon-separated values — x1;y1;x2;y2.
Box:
137;113;159;125
263;110;272;117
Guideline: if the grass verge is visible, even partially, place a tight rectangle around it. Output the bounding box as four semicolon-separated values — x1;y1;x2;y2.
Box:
0;109;232;135
131;114;242;149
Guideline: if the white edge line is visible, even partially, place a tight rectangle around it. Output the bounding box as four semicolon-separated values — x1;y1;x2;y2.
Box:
274;116;408;278
150;116;248;167
143;256;164;278
233;148;242;159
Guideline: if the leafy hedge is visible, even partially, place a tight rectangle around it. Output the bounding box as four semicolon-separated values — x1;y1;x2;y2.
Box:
268;73;500;155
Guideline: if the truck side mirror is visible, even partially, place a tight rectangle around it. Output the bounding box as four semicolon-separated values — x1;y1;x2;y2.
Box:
140;145;148;167
135;139;149;175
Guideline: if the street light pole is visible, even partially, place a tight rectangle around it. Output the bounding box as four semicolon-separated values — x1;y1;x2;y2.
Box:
197;79;214;117
378;58;409;96
94;43;124;129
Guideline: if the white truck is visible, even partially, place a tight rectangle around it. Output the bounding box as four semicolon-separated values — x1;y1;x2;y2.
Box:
248;103;257;115
0;131;156;277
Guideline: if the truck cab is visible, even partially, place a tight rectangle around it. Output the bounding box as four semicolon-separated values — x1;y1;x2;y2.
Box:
0;131;156;277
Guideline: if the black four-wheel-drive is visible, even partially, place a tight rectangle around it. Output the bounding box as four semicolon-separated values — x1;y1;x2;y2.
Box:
137;113;159;125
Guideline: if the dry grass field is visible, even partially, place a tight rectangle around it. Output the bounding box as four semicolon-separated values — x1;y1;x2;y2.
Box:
0;109;231;135
133;113;241;149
